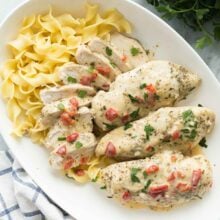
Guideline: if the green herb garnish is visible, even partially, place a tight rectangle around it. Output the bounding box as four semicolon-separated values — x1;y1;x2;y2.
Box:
75;141;83;149
77;90;87;98
143;171;148;179
144;124;155;140
57;136;66;141
106;46;112;56
110;61;116;68
130;168;141;183
130;108;140;120
91;176;99;182
130;47;140;56
182;109;194;121
199;137;208;148
128;94;139;103
88;65;95;73
103;123;117;130
146;0;220;48
140;83;146;89
57;103;65;110
198;104;203;107
67;76;77;83
100;185;107;190
124;122;133;130
141;179;152;193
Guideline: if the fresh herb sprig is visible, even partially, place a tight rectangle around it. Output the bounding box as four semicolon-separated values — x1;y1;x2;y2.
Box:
146;0;220;48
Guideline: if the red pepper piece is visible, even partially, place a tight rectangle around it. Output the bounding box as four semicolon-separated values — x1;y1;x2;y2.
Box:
66;132;79;143
105;108;119;121
56;145;67;156
122;191;131;200
146;165;159;174
105;142;116;157
191;169;202;187
96;65;111;76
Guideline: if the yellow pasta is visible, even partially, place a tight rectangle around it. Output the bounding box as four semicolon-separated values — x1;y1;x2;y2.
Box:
0;3;131;183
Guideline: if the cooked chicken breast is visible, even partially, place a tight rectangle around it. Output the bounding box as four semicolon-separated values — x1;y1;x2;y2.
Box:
41;96;93;127
40;84;96;105
44;107;93;148
49;132;97;170
96;107;215;159
99;150;212;210
75;45;121;81
110;32;149;68
58;62;111;91
92;61;201;131
88;37;132;72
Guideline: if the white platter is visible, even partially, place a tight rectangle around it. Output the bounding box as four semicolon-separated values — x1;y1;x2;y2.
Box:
0;0;220;219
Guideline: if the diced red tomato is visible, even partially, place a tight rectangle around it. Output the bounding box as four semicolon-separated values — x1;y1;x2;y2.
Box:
146;165;159;174
63;156;74;170
75;169;85;176
191;169;202;187
121;114;129;123
171;155;177;162
105;108;119;121
177;171;185;179
66;132;79;143
148;185;168;198
69;97;79;109
105;142;116;157
167;172;176;182
80;156;88;165
96;65;111;76
172;131;180;140
60;112;74;126
56;145;66;156
122;191;131;200
80;75;92;85
146;84;156;93
121;54;127;62
176;183;192;192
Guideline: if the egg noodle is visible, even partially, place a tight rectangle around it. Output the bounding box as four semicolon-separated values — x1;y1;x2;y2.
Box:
0;3;131;183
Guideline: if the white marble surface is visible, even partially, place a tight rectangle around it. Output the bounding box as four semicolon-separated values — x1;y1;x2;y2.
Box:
0;0;219;150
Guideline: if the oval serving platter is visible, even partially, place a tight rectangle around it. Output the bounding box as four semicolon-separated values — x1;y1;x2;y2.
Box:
0;0;220;219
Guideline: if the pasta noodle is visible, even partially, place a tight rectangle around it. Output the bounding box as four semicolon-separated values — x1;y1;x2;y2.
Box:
0;3;131;183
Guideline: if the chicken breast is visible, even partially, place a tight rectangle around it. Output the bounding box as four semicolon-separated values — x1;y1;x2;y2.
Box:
41;96;93;127
44;106;93;148
58;62;111;91
96;107;215;159
110;32;149;68
88;37;132;72
99;150;212;210
49;132;97;170
92;61;201;131
75;45;121;81
40;84;96;105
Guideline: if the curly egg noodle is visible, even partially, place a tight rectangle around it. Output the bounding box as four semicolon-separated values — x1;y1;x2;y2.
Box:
0;4;131;183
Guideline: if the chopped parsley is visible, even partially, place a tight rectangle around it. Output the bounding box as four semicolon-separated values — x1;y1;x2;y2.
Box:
130;47;140;56
130;108;140;120
67;76;77;83
100;185;107;190
75;141;83;149
144;124;155;140
57;103;65;110
143;171;148;179
199;137;208;148
143;93;148;102
124;122;133;130
110;61;116;68
103;123;117;130
182;109;197;140
128;94;139;103
130;168;141;183
141;179;152;193
57;136;66;141
198;104;203;107
91;176;99;182
77;90;87;98
106;46;112;56
88;65;95;73
140;83;146;89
